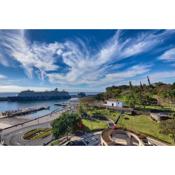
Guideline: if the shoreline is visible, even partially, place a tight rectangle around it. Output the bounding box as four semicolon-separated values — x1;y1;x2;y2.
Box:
0;98;78;132
0;106;68;131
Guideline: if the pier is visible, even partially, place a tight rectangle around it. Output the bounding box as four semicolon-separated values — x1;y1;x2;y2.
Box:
0;106;50;118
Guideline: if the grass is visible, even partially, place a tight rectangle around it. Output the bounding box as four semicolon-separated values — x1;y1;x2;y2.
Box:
31;129;52;140
50;139;60;146
86;108;120;122
81;106;174;144
82;119;108;131
136;105;173;111
23;128;52;140
23;128;43;140
117;114;174;144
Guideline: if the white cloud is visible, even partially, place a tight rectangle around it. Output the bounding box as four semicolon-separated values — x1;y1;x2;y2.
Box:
0;74;6;80
148;71;175;82
159;48;175;62
0;85;52;93
106;65;150;80
0;30;60;79
126;70;175;86
0;29;175;91
0;53;9;67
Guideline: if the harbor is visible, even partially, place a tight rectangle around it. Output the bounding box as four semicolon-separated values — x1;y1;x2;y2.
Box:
0;98;79;130
0;106;50;118
0;99;69;119
0;90;92;130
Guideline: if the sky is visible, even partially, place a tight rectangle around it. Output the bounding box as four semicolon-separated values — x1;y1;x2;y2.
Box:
0;29;175;92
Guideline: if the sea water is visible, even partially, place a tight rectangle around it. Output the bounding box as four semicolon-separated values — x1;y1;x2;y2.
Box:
0;92;99;119
0;99;69;119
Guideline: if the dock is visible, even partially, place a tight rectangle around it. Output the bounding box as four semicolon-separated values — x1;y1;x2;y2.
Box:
0;106;50;118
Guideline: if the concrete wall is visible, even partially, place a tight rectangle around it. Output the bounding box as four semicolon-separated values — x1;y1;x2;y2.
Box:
101;128;144;146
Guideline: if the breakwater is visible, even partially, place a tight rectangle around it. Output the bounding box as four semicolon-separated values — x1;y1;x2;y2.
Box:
0;106;50;118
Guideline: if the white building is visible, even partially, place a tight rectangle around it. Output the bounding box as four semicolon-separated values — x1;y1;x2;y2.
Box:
104;99;123;108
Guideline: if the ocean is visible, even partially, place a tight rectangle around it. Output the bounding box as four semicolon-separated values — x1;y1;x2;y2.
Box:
0;92;99;119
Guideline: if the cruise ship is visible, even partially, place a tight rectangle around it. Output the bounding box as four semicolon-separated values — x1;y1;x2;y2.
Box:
8;88;71;101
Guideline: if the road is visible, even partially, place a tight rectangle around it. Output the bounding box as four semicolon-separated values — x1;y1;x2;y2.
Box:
0;104;75;146
2;122;53;146
146;137;169;146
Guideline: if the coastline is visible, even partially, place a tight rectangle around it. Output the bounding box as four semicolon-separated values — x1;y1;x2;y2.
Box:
0;106;68;131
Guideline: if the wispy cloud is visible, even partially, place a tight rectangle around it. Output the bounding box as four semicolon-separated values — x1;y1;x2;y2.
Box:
47;30;172;88
0;30;60;79
159;47;175;62
0;85;52;92
0;52;9;67
0;74;6;80
0;29;175;91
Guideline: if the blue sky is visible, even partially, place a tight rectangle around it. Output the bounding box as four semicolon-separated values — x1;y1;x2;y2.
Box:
0;29;175;92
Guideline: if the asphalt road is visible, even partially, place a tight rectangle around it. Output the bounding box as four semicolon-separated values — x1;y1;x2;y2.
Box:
2;122;53;146
146;137;168;146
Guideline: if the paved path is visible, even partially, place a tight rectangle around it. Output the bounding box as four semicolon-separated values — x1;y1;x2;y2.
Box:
146;137;169;146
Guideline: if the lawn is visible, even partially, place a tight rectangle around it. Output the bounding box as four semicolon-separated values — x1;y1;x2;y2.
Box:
118;114;174;144
23;128;52;140
86;108;120;122
82;119;108;131
50;139;60;146
136;105;173;112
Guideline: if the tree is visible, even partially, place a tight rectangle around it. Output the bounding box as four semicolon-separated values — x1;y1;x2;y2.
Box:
95;93;105;101
140;81;143;90
147;76;151;86
78;92;86;98
126;81;138;108
160;118;175;143
52;112;81;139
125;93;136;108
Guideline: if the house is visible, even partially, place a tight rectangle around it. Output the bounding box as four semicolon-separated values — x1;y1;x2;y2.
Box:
104;99;123;108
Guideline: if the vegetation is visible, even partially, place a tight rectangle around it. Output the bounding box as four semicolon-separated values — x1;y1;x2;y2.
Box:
85;107;120;122
82;119;108;131
23;128;52;140
160;118;175;143
52;112;81;139
50;139;60;146
77;92;86;98
118;115;174;144
95;78;175;110
78;78;175;144
78;104;174;144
